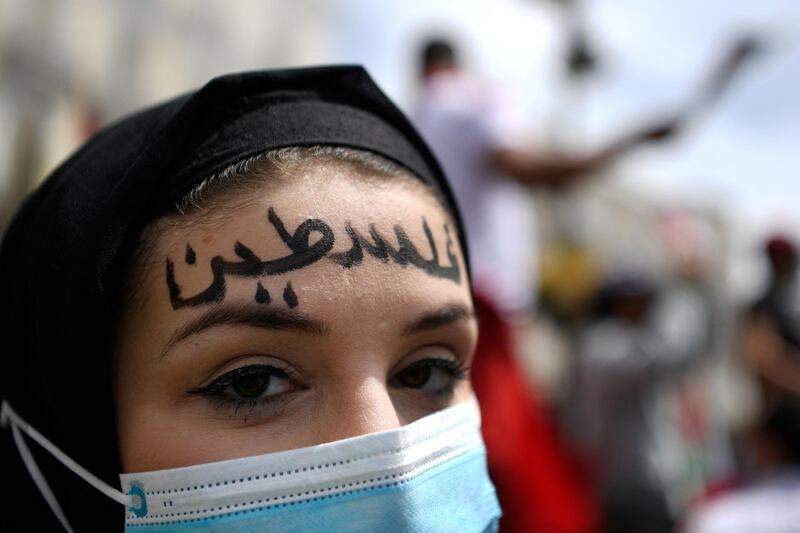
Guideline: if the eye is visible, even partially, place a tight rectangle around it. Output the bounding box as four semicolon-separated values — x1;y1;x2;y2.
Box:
189;364;298;409
390;358;468;397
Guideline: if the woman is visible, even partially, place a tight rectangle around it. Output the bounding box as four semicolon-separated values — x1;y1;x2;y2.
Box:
0;67;501;531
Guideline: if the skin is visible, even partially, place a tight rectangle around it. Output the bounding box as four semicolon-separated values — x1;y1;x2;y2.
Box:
114;164;477;473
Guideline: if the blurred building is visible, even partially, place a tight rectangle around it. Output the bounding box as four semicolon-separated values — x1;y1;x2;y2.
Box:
0;0;333;227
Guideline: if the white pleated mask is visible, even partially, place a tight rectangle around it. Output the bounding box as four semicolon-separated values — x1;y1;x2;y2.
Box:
2;398;501;532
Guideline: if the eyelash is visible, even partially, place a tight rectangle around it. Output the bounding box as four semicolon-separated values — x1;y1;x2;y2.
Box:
188;363;298;416
391;358;470;398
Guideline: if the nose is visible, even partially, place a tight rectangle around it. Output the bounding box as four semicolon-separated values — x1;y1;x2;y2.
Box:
320;376;401;442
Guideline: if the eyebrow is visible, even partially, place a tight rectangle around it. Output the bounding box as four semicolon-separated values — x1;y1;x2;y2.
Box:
402;303;475;336
162;304;328;358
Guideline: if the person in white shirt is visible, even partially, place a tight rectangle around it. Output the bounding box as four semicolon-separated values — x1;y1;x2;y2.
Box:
411;38;679;321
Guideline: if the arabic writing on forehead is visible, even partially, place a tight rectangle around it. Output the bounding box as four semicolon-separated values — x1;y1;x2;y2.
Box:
165;207;461;310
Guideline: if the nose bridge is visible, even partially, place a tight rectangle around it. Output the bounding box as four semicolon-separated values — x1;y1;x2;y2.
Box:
321;373;401;442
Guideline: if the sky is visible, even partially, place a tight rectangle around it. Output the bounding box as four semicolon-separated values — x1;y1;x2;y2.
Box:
335;0;800;238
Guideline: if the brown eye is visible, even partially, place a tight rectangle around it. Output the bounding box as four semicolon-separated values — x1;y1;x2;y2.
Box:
395;365;433;389
232;372;271;398
191;364;296;403
391;358;468;396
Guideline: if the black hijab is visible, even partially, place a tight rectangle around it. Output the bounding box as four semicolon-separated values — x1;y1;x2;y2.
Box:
0;66;468;531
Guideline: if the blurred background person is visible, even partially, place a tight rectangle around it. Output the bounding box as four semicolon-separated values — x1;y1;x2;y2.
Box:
742;235;800;399
411;37;680;324
573;255;731;533
685;394;800;532
575;274;675;532
686;235;800;531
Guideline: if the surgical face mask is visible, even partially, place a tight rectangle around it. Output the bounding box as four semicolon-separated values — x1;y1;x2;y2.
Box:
2;398;501;532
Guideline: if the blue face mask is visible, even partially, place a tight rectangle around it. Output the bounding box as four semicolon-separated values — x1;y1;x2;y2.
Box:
2;398;501;532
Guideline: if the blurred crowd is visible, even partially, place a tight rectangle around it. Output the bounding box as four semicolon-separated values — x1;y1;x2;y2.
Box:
410;32;799;532
1;1;798;532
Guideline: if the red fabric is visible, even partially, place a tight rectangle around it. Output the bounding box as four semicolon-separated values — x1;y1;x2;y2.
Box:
471;294;599;533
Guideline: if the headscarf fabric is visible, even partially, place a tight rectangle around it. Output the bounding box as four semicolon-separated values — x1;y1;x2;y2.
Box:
0;66;467;531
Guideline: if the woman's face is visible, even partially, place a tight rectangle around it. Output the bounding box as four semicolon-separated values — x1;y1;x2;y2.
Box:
114;164;476;472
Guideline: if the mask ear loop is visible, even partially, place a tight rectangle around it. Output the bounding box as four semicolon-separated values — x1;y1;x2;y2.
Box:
1;400;133;532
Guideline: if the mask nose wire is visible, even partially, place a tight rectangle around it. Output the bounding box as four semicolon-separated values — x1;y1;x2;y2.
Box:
1;400;133;532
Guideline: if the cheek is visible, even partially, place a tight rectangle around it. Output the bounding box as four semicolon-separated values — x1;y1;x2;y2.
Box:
116;386;322;472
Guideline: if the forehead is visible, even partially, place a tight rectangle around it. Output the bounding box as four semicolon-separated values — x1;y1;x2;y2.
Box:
132;165;469;331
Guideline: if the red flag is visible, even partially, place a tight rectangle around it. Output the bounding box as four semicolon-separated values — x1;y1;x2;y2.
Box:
472;293;599;533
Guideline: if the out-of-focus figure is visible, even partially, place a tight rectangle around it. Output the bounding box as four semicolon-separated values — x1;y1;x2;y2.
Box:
649;212;737;512
411;38;539;319
685;399;800;533
575;273;692;533
743;236;800;398
573;226;737;532
684;235;800;532
411;38;679;322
